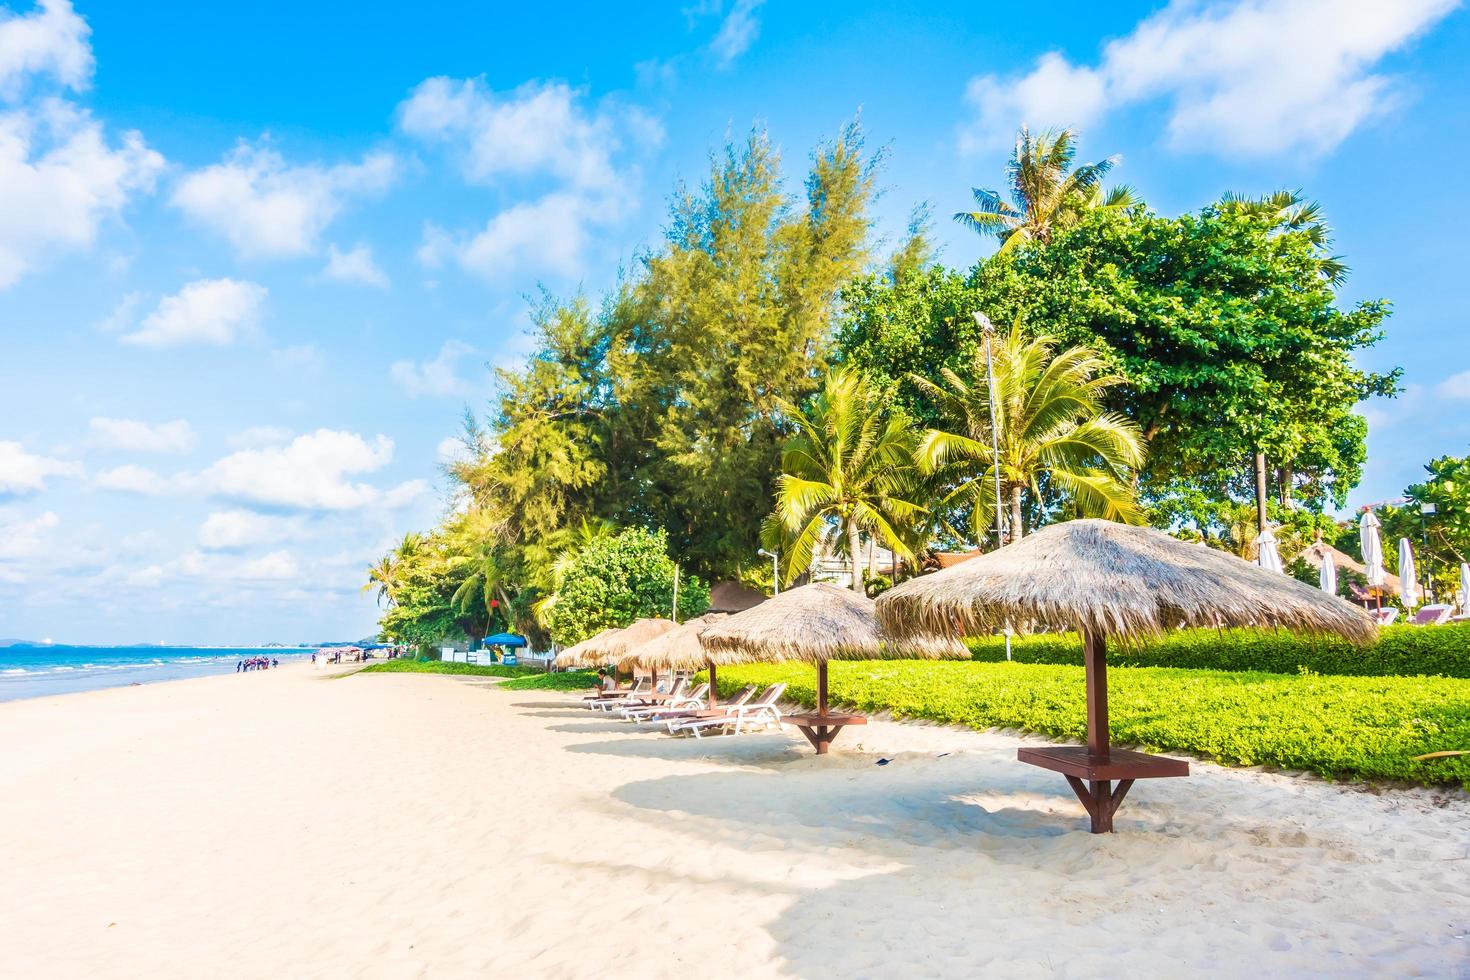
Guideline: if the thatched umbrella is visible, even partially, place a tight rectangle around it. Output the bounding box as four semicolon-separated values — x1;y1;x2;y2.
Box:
553;627;622;670
876;519;1374;832
620;613;728;706
700;582;967;753
583;617;677;683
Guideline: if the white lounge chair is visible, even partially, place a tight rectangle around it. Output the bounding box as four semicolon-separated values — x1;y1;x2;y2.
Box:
1372;608;1400;626
620;682;706;721
660;685;757;733
1409;604;1453;626
668;683;787;739
612;678;689;717
583;677;650;709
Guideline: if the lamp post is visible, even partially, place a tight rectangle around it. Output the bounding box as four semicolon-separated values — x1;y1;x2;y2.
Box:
1420;502;1436;602
758;549;780;595
973;311;1007;549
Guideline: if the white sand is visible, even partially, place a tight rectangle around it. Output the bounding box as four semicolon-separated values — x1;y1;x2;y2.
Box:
0;666;1466;979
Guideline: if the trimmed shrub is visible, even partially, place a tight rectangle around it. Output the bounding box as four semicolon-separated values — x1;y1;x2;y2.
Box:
358;660;540;678
713;660;1470;788
964;623;1470;678
499;670;599;692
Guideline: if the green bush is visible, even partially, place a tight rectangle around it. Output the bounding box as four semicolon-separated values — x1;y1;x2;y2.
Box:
499;670;599;691
357;660;540;678
964;623;1470;678
712;660;1470;788
548;528;710;645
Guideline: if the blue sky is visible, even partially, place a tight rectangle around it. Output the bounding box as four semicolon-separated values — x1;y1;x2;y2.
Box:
0;0;1466;644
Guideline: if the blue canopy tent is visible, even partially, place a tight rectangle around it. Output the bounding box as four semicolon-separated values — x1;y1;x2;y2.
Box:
484;632;528;665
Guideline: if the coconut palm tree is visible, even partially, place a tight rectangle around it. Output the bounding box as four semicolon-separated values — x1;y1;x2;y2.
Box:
913;324;1147;541
954;126;1138;255
529;516;617;628
362;532;423;607
1216;189;1347;285
765;368;924;591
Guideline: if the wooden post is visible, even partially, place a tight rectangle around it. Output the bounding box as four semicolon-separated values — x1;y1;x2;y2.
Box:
1083;630;1109;761
1254;452;1269;534
817;660;829;717
707;661;718;708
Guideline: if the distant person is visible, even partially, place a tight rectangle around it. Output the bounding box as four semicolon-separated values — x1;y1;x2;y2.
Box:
271;659;279;668
236;660;242;673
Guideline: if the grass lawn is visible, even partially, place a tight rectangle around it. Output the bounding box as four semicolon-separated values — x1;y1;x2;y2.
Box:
499;670;599;691
357;660;541;678
713;660;1470;789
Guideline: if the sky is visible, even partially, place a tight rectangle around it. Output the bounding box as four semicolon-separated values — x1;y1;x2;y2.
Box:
0;0;1466;645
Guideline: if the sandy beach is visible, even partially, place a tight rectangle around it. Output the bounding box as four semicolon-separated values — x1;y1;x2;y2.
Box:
1;666;1466;979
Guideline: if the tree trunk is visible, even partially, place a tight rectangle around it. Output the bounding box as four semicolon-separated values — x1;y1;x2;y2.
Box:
1008;485;1024;542
847;520;864;592
1254;453;1269;533
1278;466;1293;510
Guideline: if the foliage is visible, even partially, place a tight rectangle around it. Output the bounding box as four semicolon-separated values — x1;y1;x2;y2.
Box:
764;367;922;589
1378;450;1470;600
954;126;1138;254
357;660;540;678
712;660;1470;788
546;528;710;645
966;624;1470;678
377;532;490;648
499;670;600;692
913;322;1147;540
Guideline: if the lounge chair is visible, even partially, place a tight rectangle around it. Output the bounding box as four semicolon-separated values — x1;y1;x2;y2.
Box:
667;683;788;739
610;678;689;715
657;685;757;732
1372;608;1400;626
583;677;650;709
620;682;706;721
1410;604;1453;626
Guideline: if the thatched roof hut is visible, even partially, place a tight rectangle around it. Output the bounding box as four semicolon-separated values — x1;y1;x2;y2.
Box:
877;519;1375;646
621;613;728;672
1298;540;1400;597
707;581;768;614
594;618;677;662
875;519;1374;833
553;627;622;669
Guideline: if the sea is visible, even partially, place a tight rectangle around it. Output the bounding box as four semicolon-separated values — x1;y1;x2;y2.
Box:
0;645;314;703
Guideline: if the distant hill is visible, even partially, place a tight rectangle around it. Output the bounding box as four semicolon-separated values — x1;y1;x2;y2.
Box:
0;639;41;648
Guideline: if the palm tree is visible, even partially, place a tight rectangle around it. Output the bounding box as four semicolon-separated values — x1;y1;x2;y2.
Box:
765;368;924;591
363;532;423;607
954;126;1138;255
1216;189;1346;285
913;324;1147;541
529;516;617;628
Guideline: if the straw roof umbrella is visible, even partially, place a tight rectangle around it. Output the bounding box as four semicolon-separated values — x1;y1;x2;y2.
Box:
621;613;728;707
553;627;622;669
699;583;967;754
876;519;1374;832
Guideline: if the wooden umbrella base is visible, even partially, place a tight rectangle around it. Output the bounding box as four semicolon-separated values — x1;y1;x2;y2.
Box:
782;713;866;754
1018;745;1188;833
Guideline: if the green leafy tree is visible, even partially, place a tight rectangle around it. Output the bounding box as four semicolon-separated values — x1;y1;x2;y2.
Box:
547;528;710;645
764;367;923;590
913;324;1147;539
954;126;1137;255
1378;451;1470;601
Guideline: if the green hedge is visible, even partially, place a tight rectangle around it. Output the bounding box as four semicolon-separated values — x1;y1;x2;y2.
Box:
357;660;540;678
499;670;599;691
964;623;1470;678
711;661;1470;788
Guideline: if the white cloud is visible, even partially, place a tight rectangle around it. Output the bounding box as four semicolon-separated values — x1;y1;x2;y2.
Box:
390;339;480;398
0;100;163;289
159;548;303;585
201;429;394;511
171;141;396;258
398;77;652;191
709;0;766;67
88;417;195;453
0;509;60;561
93;464;168;495
227;425;291;450
197;509;299;551
427;191;602;281
958;0;1459;157
0;440;82;495
1434;369;1470;400
0;0;92;97
239;550;299;581
321;243;388;287
121;278;266;348
382;479;429;509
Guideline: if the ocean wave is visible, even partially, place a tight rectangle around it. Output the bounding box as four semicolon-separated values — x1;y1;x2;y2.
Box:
1;668;28;675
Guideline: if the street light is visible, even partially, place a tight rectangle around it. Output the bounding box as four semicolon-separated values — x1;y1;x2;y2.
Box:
758;548;780;595
973;311;1007;550
1421;502;1437;602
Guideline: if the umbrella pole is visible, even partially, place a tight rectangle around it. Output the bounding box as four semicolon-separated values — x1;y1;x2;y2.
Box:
1083;630;1116;833
707;661;717;708
817;660;828;718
